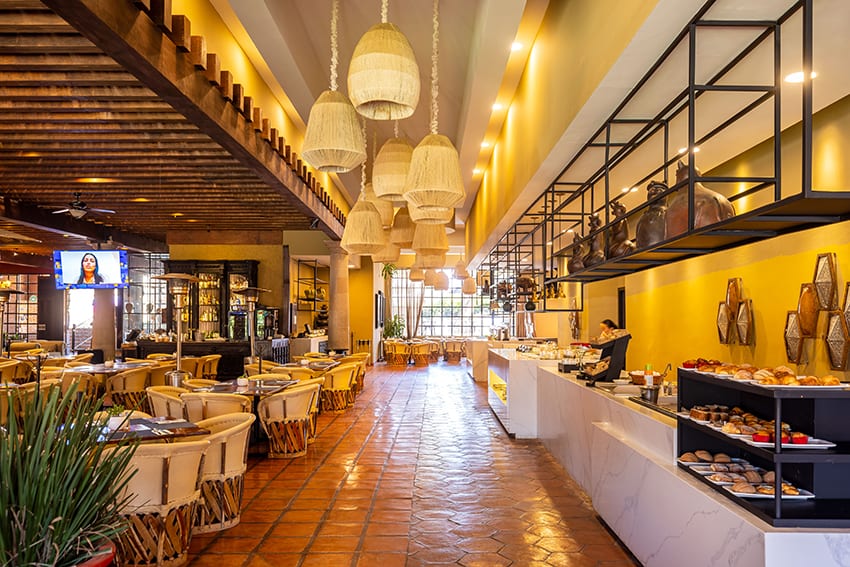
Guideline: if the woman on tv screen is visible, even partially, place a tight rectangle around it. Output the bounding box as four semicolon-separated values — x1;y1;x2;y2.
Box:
77;252;105;285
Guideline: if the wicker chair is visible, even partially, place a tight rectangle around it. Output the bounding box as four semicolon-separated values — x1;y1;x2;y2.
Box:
112;439;210;567
15;379;61;423
180;392;251;422
243;360;277;376
411;343;431;366
181;413;255;534
256;383;320;458
338;353;369;394
146;386;189;419
286;377;325;443
107;367;149;411
0;359;19;383
178;356;202;379
182;378;219;389
320;363;358;413
146;353;173;361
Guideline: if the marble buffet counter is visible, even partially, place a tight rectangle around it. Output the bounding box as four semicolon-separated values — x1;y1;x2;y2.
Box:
487;348;559;438
535;367;850;567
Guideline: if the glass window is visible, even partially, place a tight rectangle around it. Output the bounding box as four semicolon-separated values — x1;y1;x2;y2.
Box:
389;269;507;338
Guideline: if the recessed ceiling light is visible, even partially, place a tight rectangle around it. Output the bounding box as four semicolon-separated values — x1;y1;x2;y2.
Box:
74;177;120;183
630;187;639;193
784;70;817;83
678;146;700;154
172;212;183;217
511;41;523;52
480;141;490;148
131;197;150;202
492;102;503;111
20;151;41;158
621;187;630;193
473;168;482;175
186;219;198;223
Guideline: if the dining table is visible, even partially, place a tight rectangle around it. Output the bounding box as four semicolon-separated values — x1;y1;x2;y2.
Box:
104;416;209;443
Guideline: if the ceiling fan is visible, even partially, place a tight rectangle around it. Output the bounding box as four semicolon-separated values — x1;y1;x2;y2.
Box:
52;192;116;219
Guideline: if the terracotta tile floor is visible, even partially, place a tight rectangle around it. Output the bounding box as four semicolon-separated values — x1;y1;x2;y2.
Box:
188;362;638;566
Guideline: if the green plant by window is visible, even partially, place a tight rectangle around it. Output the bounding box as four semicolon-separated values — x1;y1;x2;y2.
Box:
383;314;405;339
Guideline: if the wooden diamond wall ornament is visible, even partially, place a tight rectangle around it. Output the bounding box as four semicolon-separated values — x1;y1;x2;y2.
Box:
717;302;732;344
843;282;850;329
784;311;803;363
736;299;753;345
797;283;818;337
825;311;850;370
813;253;839;310
726;278;741;319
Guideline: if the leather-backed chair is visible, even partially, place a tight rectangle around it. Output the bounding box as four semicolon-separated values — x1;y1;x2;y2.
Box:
106;367;149;411
286;377;325;444
180;392;251;422
256;383;320;458
319;363;358;413
180;413;255;534
146;386;189;419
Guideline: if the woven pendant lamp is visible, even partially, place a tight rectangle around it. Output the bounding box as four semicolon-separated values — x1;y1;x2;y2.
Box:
363;182;393;228
461;276;477;295
403;0;465;216
390;206;414;248
341;155;387;255
418;252;446;269
454;257;469;279
408;199;453;225
372;235;400;263
433;270;450;291
409;267;425;282
373;136;413;202
303;0;365;172
411;222;448;255
423;269;437;287
348;0;419;120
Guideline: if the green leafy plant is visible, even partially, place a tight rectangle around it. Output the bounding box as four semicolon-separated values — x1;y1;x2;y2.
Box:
0;385;139;566
381;263;396;279
383;314;405;339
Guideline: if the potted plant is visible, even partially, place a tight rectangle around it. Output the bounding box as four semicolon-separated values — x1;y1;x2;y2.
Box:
0;384;139;566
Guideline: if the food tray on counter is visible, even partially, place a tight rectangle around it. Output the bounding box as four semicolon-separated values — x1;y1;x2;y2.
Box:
723;485;815;500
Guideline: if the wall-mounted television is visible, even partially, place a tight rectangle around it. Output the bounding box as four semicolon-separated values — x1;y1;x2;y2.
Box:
53;250;129;289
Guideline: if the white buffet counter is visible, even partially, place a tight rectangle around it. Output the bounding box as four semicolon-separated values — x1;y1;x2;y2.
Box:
535;367;850;567
487;348;559;438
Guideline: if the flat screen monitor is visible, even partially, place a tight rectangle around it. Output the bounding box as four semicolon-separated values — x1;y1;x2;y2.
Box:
53;250;129;289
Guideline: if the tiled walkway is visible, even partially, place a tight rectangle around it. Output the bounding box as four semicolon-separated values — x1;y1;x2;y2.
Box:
188;362;637;567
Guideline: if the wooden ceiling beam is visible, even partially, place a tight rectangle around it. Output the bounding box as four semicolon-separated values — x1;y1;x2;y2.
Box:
0;85;158;100
0;111;192;122
41;0;342;239
0;197;167;252
0;53;123;70
0;35;99;53
0;71;146;86
0;99;171;111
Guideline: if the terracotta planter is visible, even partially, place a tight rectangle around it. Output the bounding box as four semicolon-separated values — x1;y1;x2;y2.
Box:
75;542;115;567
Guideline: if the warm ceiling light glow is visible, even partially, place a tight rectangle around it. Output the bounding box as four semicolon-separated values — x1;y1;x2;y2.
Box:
678;146;700;154
20;151;41;158
473;168;482;175
567;229;574;233
630;187;639;193
480;141;490;148
784;70;817;83
131;197;150;202
186;219;198;223
492;102;503;111
74;177;120;183
171;212;183;217
511;41;523;52
621;187;630;193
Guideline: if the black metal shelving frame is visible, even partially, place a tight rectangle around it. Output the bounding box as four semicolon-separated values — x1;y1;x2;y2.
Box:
482;0;850;305
677;368;850;528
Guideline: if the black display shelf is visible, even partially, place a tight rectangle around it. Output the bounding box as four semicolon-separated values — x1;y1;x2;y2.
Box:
677;368;850;527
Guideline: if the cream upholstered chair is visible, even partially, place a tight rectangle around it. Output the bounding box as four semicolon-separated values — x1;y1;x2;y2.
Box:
287;377;324;444
112;439;210;567
197;354;221;380
146;352;173;360
106;367;149;411
445;339;464;363
182;378;219;389
180;392;251;422
338;353;369;394
243;359;276;376
320;363;358;413
180;413;255;534
146;385;188;419
271;366;321;381
148;361;177;387
256;383;320;458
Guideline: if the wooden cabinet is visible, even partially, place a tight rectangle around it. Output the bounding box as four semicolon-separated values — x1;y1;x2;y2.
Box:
677;368;850;527
293;259;328;330
163;260;258;339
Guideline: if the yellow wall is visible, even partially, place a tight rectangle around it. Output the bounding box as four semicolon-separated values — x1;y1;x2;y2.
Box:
466;0;658;258
169;242;285;309
171;0;349;211
598;220;850;380
349;256;376;352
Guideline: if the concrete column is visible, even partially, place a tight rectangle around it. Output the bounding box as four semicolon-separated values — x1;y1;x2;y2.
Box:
91;288;116;361
325;240;350;352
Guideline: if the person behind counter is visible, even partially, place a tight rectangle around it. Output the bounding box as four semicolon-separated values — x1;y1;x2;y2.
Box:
598;319;619;342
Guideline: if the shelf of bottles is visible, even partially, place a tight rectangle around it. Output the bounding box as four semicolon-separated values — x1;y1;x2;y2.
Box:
1;274;39;342
197;272;221;337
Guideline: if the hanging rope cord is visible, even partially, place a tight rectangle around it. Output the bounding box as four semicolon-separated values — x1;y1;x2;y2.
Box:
429;0;439;135
329;0;339;91
381;0;388;24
